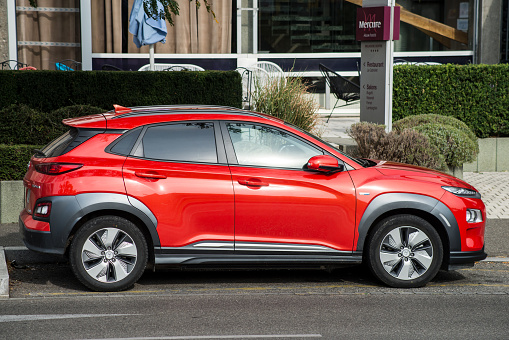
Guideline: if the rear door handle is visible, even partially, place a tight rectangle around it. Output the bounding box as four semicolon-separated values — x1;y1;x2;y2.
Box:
238;178;269;187
135;172;167;179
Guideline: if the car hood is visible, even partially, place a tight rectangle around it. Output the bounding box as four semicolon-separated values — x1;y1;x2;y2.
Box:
371;160;476;190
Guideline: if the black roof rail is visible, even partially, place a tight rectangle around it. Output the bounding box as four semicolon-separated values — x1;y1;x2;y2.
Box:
110;108;274;120
107;104;241;114
107;104;283;122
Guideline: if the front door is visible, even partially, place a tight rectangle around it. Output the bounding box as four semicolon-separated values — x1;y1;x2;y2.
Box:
223;122;357;254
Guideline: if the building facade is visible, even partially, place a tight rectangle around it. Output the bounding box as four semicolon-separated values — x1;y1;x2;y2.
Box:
1;0;506;107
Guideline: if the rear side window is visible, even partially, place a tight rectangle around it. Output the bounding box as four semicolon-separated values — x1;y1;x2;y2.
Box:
38;128;104;158
133;122;217;163
38;128;77;158
107;127;143;156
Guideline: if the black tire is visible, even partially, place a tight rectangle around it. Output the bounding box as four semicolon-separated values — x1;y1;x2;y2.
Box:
366;214;443;288
69;215;148;292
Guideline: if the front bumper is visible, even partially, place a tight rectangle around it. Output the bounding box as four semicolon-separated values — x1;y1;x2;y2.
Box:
447;248;487;270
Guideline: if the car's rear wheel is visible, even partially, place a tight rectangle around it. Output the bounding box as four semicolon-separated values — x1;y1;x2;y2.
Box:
69;216;148;292
366;214;443;288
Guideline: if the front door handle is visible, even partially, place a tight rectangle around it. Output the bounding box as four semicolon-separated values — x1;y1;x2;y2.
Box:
135;172;167;179
238;178;269;187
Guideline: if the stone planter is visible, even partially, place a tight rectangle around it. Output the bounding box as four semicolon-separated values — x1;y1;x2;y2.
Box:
446;165;463;179
0;181;24;224
464;137;509;172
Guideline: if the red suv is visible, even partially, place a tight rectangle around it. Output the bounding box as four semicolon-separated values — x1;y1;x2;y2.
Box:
20;105;486;291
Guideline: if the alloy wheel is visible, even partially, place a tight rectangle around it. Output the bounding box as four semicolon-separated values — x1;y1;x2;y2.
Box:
81;227;138;283
379;226;433;281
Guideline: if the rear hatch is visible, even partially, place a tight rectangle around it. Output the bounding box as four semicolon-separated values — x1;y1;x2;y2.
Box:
23;114;108;216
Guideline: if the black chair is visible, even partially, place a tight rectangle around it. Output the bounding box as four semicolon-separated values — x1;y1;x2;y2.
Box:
101;64;123;71
1;60;29;70
235;67;254;109
319;63;360;122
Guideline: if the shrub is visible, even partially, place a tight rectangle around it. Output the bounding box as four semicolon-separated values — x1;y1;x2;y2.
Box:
45;105;105;141
0;144;42;181
251;76;320;134
346;122;387;159
0;104;105;145
413;123;478;167
348;122;446;170
393;113;478;148
0;104;50;145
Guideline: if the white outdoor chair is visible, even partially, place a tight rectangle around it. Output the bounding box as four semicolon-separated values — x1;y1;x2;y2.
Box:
138;63;205;71
250;61;285;81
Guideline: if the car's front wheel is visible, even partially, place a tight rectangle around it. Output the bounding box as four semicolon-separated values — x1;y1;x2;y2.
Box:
366;214;443;288
69;216;148;292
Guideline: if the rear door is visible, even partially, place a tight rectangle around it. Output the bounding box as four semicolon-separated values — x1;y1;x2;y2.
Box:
123;121;235;251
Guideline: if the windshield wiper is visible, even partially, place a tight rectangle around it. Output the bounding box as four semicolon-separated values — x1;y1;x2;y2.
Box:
34;149;47;157
356;158;369;167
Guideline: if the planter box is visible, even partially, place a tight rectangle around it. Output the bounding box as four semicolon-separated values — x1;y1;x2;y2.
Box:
0;181;24;224
464;137;509;172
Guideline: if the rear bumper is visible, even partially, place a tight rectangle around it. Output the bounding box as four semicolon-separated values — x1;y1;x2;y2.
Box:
19;216;65;255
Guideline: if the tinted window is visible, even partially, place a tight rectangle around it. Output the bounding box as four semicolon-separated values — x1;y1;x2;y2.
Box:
227;123;322;169
134;122;217;163
109;128;142;156
39;128;77;158
40;128;106;158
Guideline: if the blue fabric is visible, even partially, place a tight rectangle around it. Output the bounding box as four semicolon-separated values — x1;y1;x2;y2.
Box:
55;63;74;71
129;0;167;48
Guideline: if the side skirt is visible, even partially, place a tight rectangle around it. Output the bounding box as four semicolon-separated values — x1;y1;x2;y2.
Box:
154;252;363;266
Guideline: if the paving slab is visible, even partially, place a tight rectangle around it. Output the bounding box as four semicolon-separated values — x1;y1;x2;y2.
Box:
463;172;509;219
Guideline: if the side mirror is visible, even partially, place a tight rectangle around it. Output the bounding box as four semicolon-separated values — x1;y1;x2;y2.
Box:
306;155;344;174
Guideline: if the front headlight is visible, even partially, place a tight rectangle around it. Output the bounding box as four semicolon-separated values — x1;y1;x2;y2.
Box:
442;186;481;198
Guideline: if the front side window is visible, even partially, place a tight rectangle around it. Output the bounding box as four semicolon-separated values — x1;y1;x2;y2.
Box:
227;123;322;169
134;122;217;163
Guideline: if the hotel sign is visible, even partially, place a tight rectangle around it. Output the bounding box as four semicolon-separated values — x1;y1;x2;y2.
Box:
356;6;400;41
358;2;400;131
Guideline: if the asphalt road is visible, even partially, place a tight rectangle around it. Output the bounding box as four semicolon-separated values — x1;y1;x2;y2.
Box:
1;219;508;339
1;281;508;340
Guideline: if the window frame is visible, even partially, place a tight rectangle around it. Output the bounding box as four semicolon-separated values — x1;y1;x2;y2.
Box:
220;120;332;171
117;121;227;165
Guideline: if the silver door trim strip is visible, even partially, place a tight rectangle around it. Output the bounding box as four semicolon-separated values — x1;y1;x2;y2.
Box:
235;242;342;253
161;241;344;253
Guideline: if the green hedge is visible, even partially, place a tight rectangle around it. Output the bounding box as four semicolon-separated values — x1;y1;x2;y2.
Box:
0;144;42;181
0;104;105;145
0;70;242;112
393;64;509;138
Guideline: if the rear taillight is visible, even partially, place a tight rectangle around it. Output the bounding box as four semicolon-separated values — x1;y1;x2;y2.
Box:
34;202;51;219
35;163;83;175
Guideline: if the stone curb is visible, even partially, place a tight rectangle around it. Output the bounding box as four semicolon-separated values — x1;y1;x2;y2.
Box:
0;247;9;299
0;247;507;299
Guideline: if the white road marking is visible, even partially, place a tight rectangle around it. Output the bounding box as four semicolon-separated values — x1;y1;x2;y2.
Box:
84;335;322;340
0;314;133;322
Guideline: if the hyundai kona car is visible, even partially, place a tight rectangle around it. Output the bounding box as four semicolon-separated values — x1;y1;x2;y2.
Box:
20;105;486;291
